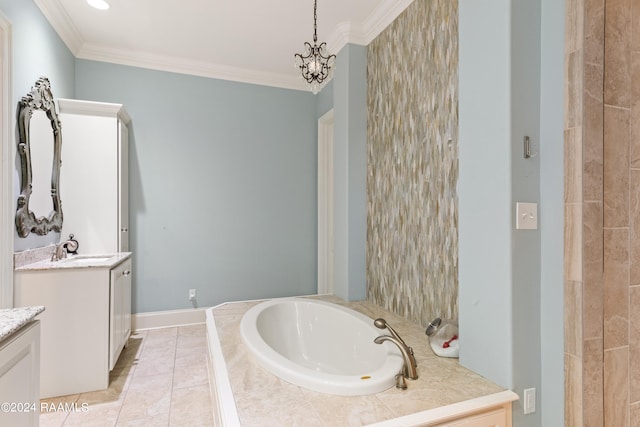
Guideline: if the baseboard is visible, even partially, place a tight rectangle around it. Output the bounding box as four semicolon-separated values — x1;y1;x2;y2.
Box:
132;307;207;331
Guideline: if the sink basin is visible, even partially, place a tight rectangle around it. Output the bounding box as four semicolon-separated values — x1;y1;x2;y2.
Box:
58;255;115;265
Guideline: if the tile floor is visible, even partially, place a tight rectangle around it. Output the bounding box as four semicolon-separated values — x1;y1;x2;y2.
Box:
39;324;214;427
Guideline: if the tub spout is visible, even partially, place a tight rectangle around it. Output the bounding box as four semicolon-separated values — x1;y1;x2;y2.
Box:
374;335;418;381
374;318;417;368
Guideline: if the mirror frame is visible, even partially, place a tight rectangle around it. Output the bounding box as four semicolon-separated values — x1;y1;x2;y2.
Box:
15;77;63;237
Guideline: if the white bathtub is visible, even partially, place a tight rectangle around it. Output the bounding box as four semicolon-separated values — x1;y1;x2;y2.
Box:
239;297;404;396
206;298;519;427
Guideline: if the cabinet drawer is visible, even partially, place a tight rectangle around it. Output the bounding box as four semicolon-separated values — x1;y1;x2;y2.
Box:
429;407;507;427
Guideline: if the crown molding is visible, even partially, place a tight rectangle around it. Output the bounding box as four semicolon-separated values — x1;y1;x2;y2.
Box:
34;0;84;55
58;98;131;124
322;0;415;54
327;21;368;53
77;43;309;91
362;0;416;43
34;0;415;91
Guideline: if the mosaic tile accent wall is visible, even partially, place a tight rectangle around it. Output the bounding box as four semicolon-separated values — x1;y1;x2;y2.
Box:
366;0;458;327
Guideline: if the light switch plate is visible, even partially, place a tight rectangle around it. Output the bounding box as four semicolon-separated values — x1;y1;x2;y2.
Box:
516;202;538;230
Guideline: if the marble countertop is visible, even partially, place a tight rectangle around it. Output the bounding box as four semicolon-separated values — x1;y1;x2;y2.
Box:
15;252;132;272
211;295;517;426
0;306;44;342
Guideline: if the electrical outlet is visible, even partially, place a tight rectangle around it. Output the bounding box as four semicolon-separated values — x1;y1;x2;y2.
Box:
523;388;536;414
188;289;196;301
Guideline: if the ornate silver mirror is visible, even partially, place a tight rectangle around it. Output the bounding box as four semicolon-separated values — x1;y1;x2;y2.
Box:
15;77;63;237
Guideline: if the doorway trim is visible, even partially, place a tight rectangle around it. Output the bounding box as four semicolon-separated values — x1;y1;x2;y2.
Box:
0;10;12;308
317;109;334;295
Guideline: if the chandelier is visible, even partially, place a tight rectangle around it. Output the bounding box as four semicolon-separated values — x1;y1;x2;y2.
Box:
294;0;336;94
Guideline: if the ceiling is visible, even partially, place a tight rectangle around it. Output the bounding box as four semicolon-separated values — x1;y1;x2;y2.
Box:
34;0;415;91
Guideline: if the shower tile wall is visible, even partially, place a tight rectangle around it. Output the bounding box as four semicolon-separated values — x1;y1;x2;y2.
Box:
366;0;458;326
564;0;640;424
564;0;604;424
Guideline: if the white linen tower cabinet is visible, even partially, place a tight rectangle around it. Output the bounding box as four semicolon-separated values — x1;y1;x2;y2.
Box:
57;99;130;253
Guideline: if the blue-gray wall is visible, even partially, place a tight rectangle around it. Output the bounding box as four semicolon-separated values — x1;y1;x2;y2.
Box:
332;44;367;301
459;0;564;426
539;0;565;424
0;0;75;251
511;1;542;425
0;1;74;100
316;80;333;119
76;60;318;313
459;0;513;387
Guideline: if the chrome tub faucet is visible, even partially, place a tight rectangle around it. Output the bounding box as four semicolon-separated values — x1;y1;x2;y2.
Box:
374;334;418;381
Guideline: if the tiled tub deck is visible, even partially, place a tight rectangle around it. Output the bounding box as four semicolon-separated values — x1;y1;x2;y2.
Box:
207;295;517;426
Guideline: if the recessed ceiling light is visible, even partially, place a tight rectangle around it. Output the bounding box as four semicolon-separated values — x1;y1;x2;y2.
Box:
87;0;110;10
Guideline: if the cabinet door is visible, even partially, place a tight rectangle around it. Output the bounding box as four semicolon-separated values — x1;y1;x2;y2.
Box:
0;322;40;427
58;99;130;254
59;112;118;254
109;266;121;371
122;261;132;344
110;259;132;370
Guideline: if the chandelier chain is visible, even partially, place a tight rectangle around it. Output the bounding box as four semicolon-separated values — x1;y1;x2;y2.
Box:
313;0;318;43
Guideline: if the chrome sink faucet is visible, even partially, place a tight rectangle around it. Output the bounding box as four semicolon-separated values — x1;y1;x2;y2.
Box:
51;242;68;261
51;234;79;261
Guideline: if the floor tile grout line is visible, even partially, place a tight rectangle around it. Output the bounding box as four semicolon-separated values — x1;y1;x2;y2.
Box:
167;330;178;425
110;336;142;427
118;328;178;425
116;330;166;425
167;327;180;426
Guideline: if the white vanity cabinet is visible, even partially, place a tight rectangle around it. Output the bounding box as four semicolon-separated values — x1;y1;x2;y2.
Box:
58;99;130;254
0;321;40;427
14;255;132;398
